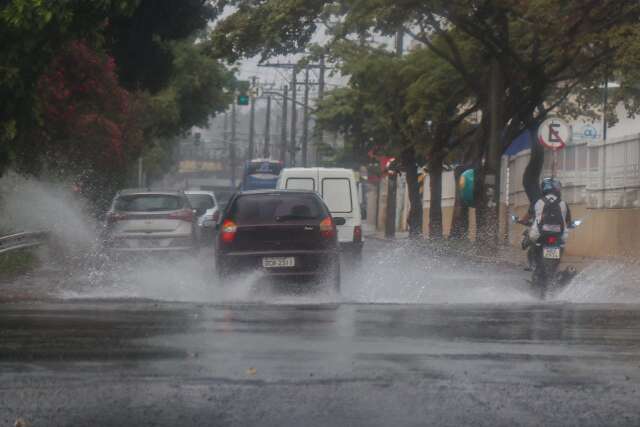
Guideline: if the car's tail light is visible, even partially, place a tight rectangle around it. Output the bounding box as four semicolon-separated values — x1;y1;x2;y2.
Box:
546;235;558;245
168;209;194;222
106;212;128;224
353;225;362;243
221;219;237;243
320;217;335;239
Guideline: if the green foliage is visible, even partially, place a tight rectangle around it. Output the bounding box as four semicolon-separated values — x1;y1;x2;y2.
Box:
137;40;234;183
106;0;220;92
210;0;640;146
209;0;327;61
0;0;236;204
0;0;138;175
317;37;475;165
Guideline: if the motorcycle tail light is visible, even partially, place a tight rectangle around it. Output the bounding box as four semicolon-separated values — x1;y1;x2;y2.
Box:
546;236;558;245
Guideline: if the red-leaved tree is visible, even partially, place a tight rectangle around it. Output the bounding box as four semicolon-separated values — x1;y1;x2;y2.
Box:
34;40;144;206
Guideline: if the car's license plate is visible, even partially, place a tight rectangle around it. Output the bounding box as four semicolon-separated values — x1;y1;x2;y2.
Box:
543;247;561;259
262;257;295;268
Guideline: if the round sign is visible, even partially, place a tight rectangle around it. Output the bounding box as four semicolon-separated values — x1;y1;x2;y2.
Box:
537;117;571;151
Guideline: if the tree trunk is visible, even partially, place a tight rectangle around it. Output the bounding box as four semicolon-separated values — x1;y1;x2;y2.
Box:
428;159;443;240
522;127;544;205
475;58;504;249
449;165;469;240
401;148;423;239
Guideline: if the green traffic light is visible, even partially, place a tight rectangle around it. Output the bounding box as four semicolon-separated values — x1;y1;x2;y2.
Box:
237;95;250;105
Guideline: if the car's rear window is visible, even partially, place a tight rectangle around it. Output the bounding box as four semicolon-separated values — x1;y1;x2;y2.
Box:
186;194;215;210
230;193;325;225
115;195;184;212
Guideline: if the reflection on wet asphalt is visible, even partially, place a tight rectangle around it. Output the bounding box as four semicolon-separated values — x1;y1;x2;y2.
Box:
1;301;640;426
0;240;640;426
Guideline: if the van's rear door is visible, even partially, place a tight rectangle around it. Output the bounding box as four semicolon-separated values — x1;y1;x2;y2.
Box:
321;176;356;243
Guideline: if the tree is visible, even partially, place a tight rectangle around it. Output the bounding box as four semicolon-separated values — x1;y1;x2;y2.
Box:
316;40;477;238
402;40;479;239
21;40;144;208
210;0;640;247
0;0;137;176
136;39;235;183
106;0;220;93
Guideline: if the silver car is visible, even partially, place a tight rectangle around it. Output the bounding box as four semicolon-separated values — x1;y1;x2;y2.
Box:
103;189;197;253
185;190;219;245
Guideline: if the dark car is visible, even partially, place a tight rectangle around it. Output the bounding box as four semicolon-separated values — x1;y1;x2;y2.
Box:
215;190;343;291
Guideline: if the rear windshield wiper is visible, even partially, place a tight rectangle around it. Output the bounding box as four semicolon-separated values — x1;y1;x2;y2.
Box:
275;215;317;222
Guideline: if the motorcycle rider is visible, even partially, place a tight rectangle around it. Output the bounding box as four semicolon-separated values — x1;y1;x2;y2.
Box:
517;178;572;271
528;177;572;245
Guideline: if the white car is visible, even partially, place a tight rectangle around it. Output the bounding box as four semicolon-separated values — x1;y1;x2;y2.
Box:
277;167;363;258
185;190;219;245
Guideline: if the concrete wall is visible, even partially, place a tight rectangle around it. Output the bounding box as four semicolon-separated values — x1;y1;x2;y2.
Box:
509;204;640;259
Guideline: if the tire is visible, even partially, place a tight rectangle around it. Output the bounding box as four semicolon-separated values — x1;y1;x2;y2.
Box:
533;256;560;300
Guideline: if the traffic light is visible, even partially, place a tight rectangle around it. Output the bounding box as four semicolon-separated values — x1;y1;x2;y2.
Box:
236;80;251;105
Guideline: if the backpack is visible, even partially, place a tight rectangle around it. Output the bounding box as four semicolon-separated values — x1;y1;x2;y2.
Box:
540;196;564;234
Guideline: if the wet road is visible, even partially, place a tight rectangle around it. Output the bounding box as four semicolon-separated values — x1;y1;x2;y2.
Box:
1;241;640;426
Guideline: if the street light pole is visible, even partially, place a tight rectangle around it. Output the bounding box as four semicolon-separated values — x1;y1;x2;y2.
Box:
264;95;272;158
302;66;310;167
290;69;298;165
280;85;288;163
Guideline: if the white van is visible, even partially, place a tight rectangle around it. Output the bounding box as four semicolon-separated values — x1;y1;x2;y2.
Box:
277;168;363;256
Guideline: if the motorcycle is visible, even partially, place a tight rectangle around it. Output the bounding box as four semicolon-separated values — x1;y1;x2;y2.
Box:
512;215;582;299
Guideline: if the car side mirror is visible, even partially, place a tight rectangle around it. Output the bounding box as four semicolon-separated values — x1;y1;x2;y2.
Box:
334;217;346;226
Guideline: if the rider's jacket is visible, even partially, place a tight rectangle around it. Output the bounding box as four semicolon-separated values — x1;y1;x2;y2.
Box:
528;194;571;243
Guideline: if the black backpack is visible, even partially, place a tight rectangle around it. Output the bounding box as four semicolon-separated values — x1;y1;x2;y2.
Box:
540;196;564;234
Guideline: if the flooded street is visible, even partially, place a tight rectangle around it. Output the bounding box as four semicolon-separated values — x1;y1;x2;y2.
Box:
1;240;640;426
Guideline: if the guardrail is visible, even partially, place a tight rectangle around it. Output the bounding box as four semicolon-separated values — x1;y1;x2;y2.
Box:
0;231;49;255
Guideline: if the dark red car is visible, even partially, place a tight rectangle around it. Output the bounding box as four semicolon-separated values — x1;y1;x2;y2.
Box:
215;190;343;291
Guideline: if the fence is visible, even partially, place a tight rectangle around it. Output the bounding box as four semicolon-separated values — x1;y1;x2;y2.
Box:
0;232;49;255
508;133;640;209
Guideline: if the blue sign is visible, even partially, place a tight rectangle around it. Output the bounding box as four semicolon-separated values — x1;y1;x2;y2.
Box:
573;124;599;142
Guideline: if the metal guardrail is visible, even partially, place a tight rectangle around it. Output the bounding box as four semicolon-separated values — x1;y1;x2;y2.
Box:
0;231;49;255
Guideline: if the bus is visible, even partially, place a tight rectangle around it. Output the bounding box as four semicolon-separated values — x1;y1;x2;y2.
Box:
241;159;284;191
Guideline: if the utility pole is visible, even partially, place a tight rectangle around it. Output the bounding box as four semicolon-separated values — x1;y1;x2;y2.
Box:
302;66;310;167
264;95;272;158
314;55;326;164
230;101;237;188
248;76;257;161
280;85;288;163
385;30;403;238
290;68;298;165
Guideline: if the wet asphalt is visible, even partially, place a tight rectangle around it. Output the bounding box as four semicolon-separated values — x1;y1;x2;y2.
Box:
1;241;640;426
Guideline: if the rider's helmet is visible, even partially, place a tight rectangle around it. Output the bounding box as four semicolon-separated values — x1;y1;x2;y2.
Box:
541;177;561;197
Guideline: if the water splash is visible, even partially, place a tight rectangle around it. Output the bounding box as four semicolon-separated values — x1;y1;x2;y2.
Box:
556;260;640;303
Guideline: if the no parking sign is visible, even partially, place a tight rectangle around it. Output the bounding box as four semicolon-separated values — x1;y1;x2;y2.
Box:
537;117;571;151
